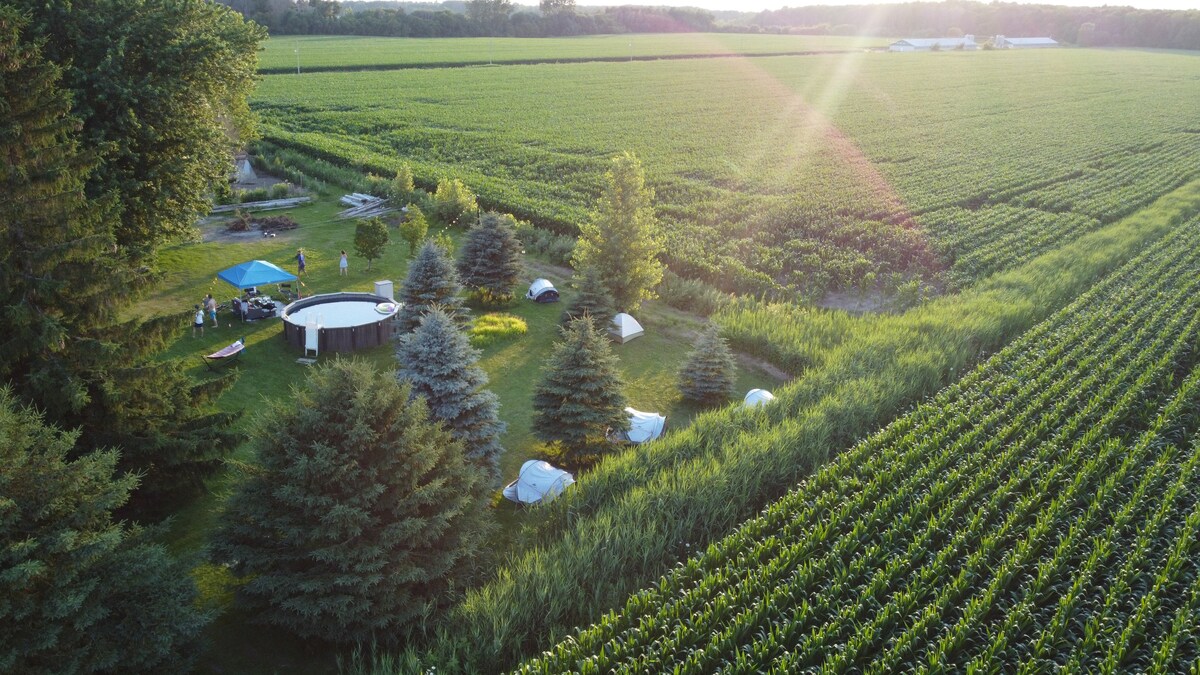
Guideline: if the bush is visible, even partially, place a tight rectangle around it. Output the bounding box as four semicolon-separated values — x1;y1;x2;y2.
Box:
514;220;575;266
655;269;732;316
234;186;269;203
269;182;290;199
433;176;478;226
468;313;528;348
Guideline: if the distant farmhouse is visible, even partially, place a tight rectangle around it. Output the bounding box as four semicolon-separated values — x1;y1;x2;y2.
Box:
993;35;1059;48
888;35;1059;52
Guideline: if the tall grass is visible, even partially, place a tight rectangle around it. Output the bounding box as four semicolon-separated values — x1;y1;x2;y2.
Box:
398;182;1200;673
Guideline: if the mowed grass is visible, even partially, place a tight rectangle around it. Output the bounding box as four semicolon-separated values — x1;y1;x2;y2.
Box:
258;33;886;73
141;192;783;672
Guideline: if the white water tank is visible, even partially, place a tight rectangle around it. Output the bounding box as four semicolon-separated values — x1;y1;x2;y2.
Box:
374;280;394;301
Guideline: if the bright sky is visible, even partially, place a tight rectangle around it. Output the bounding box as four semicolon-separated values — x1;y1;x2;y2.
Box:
572;0;1199;10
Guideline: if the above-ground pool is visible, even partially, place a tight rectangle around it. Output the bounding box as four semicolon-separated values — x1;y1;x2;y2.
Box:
281;292;399;353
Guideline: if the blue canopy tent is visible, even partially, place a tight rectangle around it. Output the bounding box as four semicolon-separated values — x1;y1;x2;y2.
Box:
217;260;298;289
218;260;298;322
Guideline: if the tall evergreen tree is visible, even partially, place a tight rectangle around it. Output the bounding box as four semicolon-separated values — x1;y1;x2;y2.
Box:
532;317;629;464
561;265;616;329
397;308;505;482
397;240;467;332
571;152;664;312
9;0;266;252
0;387;209;674
677;323;737;405
212;360;491;644
0;9;238;515
457;212;524;305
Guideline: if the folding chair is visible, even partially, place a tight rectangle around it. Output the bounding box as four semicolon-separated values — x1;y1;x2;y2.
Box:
202;338;246;371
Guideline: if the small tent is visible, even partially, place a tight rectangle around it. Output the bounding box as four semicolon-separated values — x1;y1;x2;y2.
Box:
502;460;575;505
744;389;776;408
235;157;257;183
609;313;644;343
526;278;560;303
610;407;666;444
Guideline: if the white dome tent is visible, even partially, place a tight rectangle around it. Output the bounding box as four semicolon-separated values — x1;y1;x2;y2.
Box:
609;313;644;343
609;407;666;444
525;278;560;303
502;460;575;505
744;389;776;408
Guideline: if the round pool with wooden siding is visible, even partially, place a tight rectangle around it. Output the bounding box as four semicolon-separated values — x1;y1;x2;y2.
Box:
281;293;399;353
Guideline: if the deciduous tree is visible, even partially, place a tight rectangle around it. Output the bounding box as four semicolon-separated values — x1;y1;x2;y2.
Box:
397;308;505;481
0;387;209;674
354;217;389;270
432;176;478;226
399;204;430;258
572;152;664;312
0;9;238;516
212;360;491;644
458;212;525;305
391;163;415;200
532;317;628;464
9;0;266;252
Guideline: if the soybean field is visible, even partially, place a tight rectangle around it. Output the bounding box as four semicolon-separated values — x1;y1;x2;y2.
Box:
258;33;882;73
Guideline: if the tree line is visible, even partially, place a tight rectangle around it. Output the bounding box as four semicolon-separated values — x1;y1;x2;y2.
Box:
218;0;717;38
214;0;1198;49
754;1;1200;50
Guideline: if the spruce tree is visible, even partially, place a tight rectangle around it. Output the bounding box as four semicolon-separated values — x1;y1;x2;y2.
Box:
212;360;491;644
0;10;238;516
678;323;737;405
397;308;505;482
571;152;664;312
397;240;467;332
532;317;629;464
561;265;616;330
457;212;524;305
0;387;209;674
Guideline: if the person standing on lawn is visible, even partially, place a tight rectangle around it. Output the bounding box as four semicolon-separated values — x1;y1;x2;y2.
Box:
193;305;205;337
296;248;306;275
205;294;219;327
339;250;348;276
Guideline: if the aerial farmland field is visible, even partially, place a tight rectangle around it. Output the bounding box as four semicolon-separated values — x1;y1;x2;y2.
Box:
253;47;1200;298
257;33;885;72
174;36;1200;673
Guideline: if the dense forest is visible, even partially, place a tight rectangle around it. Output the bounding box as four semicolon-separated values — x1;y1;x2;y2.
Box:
216;0;1200;50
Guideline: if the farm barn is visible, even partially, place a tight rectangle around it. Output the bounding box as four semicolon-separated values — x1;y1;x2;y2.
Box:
994;35;1060;48
889;35;979;51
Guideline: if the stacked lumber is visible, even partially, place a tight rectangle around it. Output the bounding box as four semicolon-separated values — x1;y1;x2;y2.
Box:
337;193;396;219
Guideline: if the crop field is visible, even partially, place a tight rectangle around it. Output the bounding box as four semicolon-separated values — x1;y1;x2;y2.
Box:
253;48;1200;300
518;214;1200;673
257;33;883;73
418;183;1200;671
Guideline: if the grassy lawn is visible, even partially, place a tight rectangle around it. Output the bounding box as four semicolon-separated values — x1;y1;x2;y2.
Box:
141;191;784;672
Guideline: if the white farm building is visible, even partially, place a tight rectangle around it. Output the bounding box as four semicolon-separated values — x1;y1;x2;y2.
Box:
889;35;978;52
994;35;1059;49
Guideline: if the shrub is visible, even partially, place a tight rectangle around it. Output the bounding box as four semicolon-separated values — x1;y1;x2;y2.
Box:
433;176;478;226
468;313;528;348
